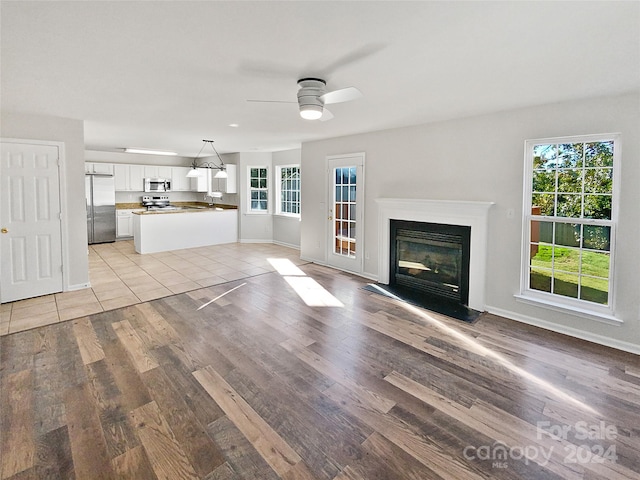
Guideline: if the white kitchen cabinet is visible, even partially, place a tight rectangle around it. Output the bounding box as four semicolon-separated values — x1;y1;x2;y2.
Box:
143;165;171;179
114;164;145;191
116;209;144;238
171;167;192;191
191;168;211;192
85;162;114;174
129;165;144;191
224;164;237;193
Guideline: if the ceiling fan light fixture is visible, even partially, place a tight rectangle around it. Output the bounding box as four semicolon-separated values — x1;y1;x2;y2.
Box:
300;104;323;120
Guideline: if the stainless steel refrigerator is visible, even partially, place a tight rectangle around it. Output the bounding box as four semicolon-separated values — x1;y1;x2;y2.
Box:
86;174;116;244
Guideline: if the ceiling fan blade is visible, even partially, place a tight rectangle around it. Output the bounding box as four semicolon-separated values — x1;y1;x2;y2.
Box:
246;99;297;104
320;108;334;121
320;86;362;105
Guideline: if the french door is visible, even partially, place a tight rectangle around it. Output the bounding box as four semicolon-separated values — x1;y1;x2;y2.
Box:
0;141;63;303
327;153;364;273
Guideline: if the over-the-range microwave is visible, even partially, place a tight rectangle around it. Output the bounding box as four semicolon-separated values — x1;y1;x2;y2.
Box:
144;178;171;193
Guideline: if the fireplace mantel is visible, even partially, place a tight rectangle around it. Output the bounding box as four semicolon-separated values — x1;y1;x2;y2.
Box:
376;198;494;311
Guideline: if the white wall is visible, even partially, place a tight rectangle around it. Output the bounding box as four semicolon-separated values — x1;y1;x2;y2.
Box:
237;152;273;242
1;111;89;289
300;93;640;352
273;149;301;248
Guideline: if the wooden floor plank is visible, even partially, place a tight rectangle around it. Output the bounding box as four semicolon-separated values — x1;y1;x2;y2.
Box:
112;319;159;373
142;366;226;477
129;400;199;480
1;369;35;479
193;365;302;477
72;316;105;365
64;381;114;480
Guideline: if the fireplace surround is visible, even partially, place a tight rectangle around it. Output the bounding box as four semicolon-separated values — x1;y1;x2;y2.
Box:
376;198;494;312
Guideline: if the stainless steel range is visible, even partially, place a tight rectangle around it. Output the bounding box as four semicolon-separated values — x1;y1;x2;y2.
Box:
142;195;179;211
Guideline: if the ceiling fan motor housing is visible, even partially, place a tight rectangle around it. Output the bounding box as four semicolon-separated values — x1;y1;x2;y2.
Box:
297;78;327;108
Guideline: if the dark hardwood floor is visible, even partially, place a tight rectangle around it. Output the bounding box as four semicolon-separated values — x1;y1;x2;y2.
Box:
1;262;639;479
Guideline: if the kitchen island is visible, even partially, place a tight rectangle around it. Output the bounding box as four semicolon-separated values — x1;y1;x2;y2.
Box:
133;205;238;254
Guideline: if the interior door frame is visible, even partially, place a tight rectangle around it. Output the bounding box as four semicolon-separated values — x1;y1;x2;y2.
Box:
0;138;69;301
325;152;365;275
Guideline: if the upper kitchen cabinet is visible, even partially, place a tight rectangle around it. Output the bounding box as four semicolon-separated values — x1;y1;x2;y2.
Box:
143;165;172;179
114;164;145;191
171;167;192;191
191;168;211;192
85;162;114;174
224;164;237;194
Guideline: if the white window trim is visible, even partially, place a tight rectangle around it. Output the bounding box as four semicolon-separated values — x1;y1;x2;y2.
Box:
518;133;621;323
275;164;301;218
247;165;270;214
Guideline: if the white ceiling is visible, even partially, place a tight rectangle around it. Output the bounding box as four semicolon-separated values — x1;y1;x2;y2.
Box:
2;1;638;157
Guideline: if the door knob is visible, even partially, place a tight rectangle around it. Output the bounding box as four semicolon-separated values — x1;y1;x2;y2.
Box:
1;228;8;234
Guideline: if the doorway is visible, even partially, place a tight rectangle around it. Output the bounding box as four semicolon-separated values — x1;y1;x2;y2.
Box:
326;153;364;273
0;141;64;303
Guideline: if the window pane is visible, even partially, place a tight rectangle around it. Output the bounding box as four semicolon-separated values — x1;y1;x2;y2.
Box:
530;267;551;293
554;223;580;248
349;185;356;201
557;143;583;168
251;179;258;188
583;195;611;220
531;193;555;216
556;194;581;218
250;168;259;177
251;191;259;200
531;244;552;269
533;144;556;169
557;169;582;193
553;272;579;299
259;178;267;188
585;141;613;167
259;168;267;177
580;277;608;305
342;168;349;184
553;246;580;273
349;167;357;184
582;225;610;251
532;170;555;193
584;168;612;194
251;200;259;209
342;186;349;201
581;251;609;277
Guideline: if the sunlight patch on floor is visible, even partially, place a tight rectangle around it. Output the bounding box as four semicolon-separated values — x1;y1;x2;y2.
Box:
269;258;344;307
368;284;599;416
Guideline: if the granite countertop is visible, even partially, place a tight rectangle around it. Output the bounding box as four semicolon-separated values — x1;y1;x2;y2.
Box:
117;202;238;212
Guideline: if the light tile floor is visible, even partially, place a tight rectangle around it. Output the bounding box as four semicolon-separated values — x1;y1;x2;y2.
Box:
1;241;304;336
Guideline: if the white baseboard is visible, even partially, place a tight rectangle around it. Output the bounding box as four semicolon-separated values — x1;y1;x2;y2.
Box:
298;256;378;282
272;240;300;250
67;282;91;292
485;305;640;355
239;238;273;244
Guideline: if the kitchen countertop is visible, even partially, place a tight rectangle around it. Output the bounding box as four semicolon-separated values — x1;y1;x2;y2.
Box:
117;202;238;213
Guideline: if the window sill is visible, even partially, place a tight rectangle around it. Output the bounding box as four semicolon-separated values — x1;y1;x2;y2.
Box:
245;210;271;216
514;294;622;326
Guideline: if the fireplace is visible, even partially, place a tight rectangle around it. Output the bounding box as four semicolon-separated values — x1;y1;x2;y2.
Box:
390;220;471;306
376;198;494;313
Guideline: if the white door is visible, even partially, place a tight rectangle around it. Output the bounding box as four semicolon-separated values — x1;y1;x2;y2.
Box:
327;153;364;273
0;142;63;302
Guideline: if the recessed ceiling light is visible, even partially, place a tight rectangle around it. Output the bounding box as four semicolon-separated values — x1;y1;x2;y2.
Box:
228;123;239;128
124;148;177;156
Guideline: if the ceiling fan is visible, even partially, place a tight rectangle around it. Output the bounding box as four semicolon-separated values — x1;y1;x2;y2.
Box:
247;78;362;121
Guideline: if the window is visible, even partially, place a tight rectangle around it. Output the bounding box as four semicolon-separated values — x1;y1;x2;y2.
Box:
521;134;619;317
276;165;301;216
248;167;269;213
